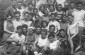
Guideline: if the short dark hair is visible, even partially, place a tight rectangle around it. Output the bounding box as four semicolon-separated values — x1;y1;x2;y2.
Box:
41;29;47;35
17;26;22;30
41;21;48;27
22;24;28;29
51;13;56;16
48;34;55;39
14;11;20;15
24;12;29;16
49;25;55;29
76;1;83;5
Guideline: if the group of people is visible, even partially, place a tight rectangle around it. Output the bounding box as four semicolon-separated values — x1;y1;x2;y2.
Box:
0;0;85;55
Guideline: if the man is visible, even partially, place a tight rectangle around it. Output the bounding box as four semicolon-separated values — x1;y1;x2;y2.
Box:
56;0;66;7
48;13;60;32
66;2;76;16
5;0;17;17
13;11;22;32
72;2;85;51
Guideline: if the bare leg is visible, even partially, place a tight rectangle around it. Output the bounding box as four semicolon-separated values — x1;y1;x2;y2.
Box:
69;38;74;54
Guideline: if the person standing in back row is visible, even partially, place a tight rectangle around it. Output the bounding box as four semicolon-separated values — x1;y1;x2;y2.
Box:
72;2;85;52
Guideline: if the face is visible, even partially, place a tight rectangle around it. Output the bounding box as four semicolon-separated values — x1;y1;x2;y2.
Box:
60;31;65;36
40;5;45;11
70;3;75;9
57;5;62;11
32;0;36;5
56;15;61;20
35;15;40;20
49;37;54;42
28;28;34;34
41;31;47;39
18;2;22;8
49;26;55;32
7;16;12;21
62;16;67;22
22;27;27;33
36;28;41;34
17;29;22;34
77;4;82;10
69;16;74;23
48;0;54;5
34;9;38;14
44;9;48;15
23;0;27;5
42;22;48;28
12;0;17;6
24;14;29;20
49;5;54;11
15;14;20;20
51;15;55;20
29;4;33;9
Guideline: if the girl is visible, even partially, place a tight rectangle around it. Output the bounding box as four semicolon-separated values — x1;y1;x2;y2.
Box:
41;21;48;30
67;15;79;54
26;27;35;55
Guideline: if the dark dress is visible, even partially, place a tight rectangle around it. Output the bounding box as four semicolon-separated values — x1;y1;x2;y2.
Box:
2;21;14;44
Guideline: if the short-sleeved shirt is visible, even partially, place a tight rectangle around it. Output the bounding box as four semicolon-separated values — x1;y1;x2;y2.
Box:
48;20;60;32
72;10;85;27
21;20;32;29
12;20;22;31
10;33;25;44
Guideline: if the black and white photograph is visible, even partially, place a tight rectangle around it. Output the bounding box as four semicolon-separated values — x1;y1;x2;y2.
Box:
0;0;85;55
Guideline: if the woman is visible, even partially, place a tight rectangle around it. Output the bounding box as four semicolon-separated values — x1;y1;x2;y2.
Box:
25;27;35;55
67;15;79;54
1;26;25;55
1;15;15;44
41;21;48;30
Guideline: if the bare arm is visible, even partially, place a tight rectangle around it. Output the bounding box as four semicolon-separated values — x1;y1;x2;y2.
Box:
4;21;14;34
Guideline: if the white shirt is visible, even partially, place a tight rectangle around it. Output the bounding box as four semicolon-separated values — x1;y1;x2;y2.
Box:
69;22;78;35
17;7;27;20
72;10;85;27
56;0;66;7
13;20;22;31
48;20;60;32
36;0;47;9
21;20;32;29
37;36;48;47
10;33;25;44
38;11;44;17
49;40;60;50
